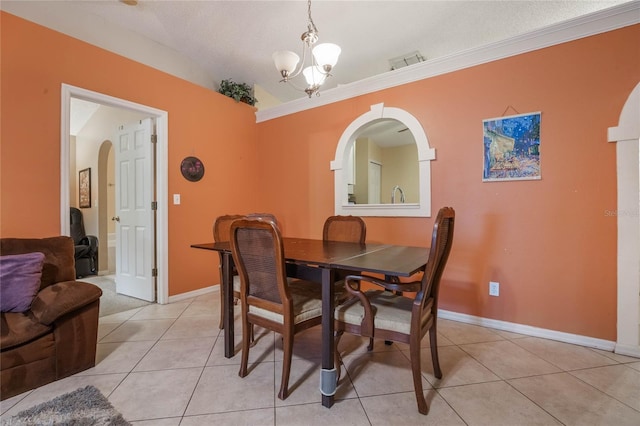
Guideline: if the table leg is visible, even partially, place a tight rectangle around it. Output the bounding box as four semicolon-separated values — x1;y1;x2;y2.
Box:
321;267;336;408
223;252;234;358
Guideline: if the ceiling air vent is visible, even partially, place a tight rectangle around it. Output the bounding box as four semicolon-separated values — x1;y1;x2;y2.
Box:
389;51;426;71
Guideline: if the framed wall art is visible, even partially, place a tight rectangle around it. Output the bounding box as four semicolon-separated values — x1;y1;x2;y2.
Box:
483;112;541;182
79;167;91;208
180;156;205;182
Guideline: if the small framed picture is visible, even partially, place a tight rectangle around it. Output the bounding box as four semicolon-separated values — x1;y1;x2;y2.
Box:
483;112;541;182
79;168;91;208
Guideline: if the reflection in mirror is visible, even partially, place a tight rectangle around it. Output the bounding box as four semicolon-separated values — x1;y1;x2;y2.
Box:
348;119;418;205
331;103;435;217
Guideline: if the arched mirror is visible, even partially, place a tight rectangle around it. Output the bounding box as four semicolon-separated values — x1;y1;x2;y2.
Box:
331;103;435;217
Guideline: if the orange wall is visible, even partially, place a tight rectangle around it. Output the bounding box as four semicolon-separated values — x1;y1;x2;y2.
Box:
254;25;640;341
1;12;638;340
0;12;260;295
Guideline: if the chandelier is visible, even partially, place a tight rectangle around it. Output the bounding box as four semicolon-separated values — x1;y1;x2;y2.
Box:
272;0;341;98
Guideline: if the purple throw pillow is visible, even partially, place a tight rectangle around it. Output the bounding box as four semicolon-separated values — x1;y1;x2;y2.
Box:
0;252;45;313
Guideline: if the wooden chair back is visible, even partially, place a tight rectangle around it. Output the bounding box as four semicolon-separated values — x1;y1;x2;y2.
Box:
230;219;289;316
323;215;366;244
213;214;245;242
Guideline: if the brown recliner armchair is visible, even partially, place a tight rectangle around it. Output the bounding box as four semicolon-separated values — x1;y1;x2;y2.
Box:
0;236;102;400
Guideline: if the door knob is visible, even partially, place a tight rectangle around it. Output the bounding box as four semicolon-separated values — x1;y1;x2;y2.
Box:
111;216;120;222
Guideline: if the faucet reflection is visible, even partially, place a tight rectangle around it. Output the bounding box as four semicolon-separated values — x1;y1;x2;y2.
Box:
391;185;405;203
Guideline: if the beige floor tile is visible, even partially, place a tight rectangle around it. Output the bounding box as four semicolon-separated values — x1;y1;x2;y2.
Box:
0;392;31;416
341;350;431;397
134;337;215;371
438;319;505;344
130;302;190;320
160;316;219;340
131;418;182;426
181;300;219;318
99;319;175;342
592;348;640;364
493;328;530;340
180;408;275;426
275;398;369;426
109;368;202;422
335;332;402;357
413;344;501;388
361;391;466;425
438;381;562;426
510;372;640;426
97;322;121;340
570;364;640;410
207;330;276;366
385;330;456;352
461;340;561;379
185;363;275;415
273;327;324;361
99;307;143;324
194;290;219;303
1;373;126;418
629;361;640;372
76;341;155;375
513;337;619;371
274;357;358;406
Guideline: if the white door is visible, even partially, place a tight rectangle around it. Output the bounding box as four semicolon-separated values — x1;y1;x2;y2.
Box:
114;119;156;301
368;161;381;204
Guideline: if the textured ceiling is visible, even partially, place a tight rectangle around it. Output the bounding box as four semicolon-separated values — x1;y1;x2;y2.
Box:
2;0;632;106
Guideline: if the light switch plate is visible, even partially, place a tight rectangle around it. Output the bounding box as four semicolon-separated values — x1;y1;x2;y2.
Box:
173;194;181;205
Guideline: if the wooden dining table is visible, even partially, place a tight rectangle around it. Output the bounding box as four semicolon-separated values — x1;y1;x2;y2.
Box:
191;237;429;408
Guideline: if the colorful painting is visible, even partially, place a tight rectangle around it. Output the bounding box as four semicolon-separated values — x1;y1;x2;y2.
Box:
483;112;541;181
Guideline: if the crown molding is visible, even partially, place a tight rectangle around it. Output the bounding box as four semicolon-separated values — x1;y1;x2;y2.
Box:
256;1;640;123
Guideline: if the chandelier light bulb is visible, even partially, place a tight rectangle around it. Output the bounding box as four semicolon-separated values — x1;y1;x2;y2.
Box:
272;51;300;80
303;66;327;86
312;43;341;70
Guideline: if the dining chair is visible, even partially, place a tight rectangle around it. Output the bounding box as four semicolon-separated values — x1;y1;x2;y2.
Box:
230;218;323;400
323;215;366;304
213;214;245;329
333;206;455;415
323;215;366;244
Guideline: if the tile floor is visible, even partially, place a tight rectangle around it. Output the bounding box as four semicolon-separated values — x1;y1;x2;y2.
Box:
2;291;640;425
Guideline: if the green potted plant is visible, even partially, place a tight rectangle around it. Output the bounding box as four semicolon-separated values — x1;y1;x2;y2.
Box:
218;79;257;106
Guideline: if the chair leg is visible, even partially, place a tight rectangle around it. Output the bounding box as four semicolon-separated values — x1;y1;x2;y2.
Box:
429;325;442;379
218;286;225;330
238;316;251;378
278;328;294;400
367;337;374;351
409;339;429;415
334;331;344;382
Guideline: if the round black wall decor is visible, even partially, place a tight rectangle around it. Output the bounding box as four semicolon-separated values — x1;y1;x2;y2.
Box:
180;156;205;182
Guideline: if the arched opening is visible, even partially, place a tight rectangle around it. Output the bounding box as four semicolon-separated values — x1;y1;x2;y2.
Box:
331;103;435;217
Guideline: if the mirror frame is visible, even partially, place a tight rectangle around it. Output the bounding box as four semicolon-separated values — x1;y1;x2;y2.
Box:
331;103;435;217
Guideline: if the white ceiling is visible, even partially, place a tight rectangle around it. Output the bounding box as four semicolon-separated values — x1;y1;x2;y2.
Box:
2;0;632;107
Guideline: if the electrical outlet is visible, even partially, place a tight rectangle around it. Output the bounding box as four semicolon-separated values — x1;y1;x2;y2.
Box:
489;281;500;296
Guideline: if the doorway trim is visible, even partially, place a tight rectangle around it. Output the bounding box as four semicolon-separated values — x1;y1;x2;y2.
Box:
60;84;169;304
608;82;640;358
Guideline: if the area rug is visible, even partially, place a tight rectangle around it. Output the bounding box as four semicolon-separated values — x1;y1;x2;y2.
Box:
3;385;130;425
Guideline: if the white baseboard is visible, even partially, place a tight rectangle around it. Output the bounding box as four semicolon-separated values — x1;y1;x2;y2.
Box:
614;342;640;358
438;309;617;352
167;285;218;304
